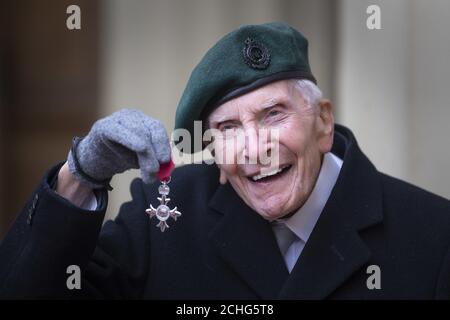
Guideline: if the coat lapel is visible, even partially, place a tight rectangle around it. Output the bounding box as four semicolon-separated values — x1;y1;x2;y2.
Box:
277;201;373;299
279;126;384;299
208;182;289;299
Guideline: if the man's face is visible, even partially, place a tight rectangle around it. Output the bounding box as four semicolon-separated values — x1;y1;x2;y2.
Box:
207;80;334;220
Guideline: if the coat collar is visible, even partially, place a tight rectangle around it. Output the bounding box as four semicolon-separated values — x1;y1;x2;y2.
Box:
208;124;383;299
208;181;289;299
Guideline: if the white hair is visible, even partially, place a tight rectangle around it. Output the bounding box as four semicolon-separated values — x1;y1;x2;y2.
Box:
292;79;323;108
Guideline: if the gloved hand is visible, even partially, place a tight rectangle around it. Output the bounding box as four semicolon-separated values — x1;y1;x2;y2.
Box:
67;108;171;190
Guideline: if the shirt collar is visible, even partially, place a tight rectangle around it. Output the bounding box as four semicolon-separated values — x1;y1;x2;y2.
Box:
278;152;343;242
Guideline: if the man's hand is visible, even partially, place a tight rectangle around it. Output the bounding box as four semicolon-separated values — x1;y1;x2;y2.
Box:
57;109;171;208
57;108;171;208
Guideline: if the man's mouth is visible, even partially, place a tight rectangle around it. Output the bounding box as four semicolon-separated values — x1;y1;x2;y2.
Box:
248;165;292;183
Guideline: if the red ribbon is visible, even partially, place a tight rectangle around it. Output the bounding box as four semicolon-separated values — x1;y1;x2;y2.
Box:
157;159;175;181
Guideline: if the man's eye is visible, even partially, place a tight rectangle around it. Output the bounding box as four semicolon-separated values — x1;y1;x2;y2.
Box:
219;123;236;131
220;124;234;131
267;109;281;117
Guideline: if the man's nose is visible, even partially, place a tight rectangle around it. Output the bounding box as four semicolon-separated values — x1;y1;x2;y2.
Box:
243;126;270;164
243;127;258;163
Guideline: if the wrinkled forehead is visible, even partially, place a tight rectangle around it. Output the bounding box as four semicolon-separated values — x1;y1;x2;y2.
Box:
207;79;300;123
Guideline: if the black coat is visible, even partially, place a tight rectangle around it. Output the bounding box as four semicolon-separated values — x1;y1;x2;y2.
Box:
1;125;449;299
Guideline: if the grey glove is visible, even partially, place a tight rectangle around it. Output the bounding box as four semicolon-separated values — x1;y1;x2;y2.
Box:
67;108;171;189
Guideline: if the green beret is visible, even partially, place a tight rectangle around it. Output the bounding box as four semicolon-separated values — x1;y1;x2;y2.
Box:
174;22;316;153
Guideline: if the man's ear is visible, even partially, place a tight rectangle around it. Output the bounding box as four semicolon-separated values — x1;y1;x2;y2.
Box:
219;166;228;185
316;99;334;153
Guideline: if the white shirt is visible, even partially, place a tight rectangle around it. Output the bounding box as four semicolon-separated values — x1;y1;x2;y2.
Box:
86;191;98;211
272;152;343;273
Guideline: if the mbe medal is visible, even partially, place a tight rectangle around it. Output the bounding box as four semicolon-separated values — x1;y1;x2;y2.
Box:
145;160;181;232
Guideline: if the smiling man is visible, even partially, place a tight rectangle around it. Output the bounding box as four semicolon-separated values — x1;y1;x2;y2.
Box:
205;79;333;221
1;22;450;299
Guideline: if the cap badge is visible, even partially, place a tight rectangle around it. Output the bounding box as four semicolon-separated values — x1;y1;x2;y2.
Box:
242;37;270;70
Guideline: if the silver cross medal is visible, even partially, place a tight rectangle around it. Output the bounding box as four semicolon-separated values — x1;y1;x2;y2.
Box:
146;161;181;232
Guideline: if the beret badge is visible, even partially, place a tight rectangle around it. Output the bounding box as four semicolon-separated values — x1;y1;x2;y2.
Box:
242;37;270;70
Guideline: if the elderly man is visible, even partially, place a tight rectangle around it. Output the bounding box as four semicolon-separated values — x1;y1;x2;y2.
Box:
1;22;449;299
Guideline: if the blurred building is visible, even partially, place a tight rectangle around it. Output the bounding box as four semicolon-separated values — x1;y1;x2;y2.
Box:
0;0;101;237
1;0;449;238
